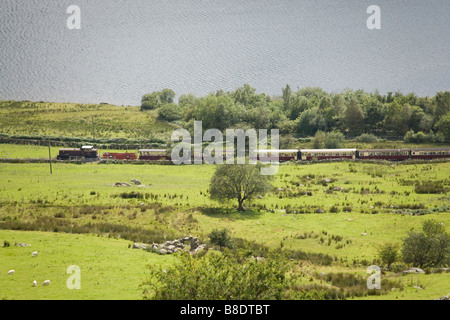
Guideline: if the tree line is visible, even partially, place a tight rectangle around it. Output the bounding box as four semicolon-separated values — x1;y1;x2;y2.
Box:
141;85;450;143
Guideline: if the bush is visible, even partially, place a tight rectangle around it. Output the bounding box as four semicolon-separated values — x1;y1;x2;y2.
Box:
141;249;295;300
356;134;378;143
377;242;400;268
404;130;436;143
414;181;447;194
209;228;233;249
402;219;450;268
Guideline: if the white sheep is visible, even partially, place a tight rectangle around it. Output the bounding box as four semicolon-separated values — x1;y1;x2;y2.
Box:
32;280;37;287
42;280;50;286
7;270;15;275
32;251;38;257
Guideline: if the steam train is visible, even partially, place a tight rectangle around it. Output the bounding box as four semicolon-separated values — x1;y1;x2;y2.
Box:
57;147;450;163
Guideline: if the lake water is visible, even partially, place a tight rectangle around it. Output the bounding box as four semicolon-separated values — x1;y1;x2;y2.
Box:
0;0;449;106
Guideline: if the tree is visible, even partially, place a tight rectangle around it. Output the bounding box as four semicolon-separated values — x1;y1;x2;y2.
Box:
157;103;183;122
434;91;450;118
402;219;449;268
343;99;364;136
295;107;325;137
141;89;176;111
282;84;292;111
435;112;450;142
377;243;400;269
209;164;273;212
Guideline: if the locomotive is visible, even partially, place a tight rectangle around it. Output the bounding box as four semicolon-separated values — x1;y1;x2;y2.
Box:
56;146;99;161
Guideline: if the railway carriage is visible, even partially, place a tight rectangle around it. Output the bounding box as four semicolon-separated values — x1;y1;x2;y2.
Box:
139;149;171;161
252;149;298;162
299;149;356;161
102;152;137;161
410;148;450;160
357;149;410;161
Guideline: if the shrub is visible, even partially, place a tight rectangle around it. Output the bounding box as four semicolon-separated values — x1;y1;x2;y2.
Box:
141;249;295;300
356;133;378;143
414;181;447;194
402;219;450;268
209;228;233;249
377;242;400;268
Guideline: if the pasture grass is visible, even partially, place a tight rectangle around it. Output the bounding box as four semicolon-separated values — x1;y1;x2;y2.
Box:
0;160;449;300
0;230;175;300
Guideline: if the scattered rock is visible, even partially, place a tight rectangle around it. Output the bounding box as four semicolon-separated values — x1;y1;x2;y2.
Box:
114;182;132;187
315;209;325;213
333;187;344;192
403;267;424;274
133;236;206;255
323;178;331;183
413;286;423;290
361;233;368;236
15;243;31;247
131;179;141;185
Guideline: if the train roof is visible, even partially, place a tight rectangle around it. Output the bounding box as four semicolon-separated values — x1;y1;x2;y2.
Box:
411;148;450;151
256;149;299;153
358;149;409;152
300;149;357;153
139;149;167;152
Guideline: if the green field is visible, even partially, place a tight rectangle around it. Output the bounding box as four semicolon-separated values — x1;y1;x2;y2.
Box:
0;159;449;300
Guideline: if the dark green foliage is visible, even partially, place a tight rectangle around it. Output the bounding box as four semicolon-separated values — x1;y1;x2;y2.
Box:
209;228;233;248
209;164;273;212
402;219;450;268
141;249;295;300
414;181;447;194
377;242;400;268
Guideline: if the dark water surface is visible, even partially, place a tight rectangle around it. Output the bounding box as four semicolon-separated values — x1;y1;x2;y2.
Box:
0;0;449;105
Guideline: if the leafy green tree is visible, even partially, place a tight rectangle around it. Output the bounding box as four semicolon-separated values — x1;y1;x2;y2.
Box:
141;249;294;300
209;164;273;212
313;130;326;149
141;89;176;111
157;103;183;122
435;112;450;142
282;84;292;111
141;92;162;111
324;131;344;149
295;107;325;137
377;243;400;269
434;91;450;118
343;99;364;136
402;220;450;268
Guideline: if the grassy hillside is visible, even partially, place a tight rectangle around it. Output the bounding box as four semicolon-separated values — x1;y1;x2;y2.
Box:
0;100;177;142
0;161;449;300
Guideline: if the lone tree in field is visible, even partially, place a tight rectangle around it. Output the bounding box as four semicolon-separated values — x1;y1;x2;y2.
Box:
402;219;450;268
209;164;273;212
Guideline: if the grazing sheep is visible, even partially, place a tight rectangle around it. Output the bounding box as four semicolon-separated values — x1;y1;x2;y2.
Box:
42;280;50;286
32;280;37;287
7;270;15;275
32;251;38;257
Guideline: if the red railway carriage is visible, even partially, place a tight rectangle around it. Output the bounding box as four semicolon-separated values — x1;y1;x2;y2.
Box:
57;146;99;161
251;149;298;163
357;149;410;161
299;149;356;161
102;152;137;161
410;148;450;160
139;149;171;161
